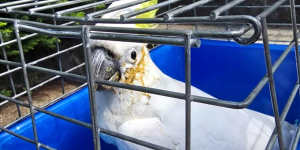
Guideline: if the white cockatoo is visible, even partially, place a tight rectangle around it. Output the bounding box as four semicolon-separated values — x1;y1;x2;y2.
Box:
91;0;297;150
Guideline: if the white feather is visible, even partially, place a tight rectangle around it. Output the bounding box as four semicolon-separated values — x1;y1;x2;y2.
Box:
93;1;297;149
94;48;296;150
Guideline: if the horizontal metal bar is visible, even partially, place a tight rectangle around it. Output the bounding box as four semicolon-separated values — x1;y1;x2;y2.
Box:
34;106;91;129
156;5;184;18
100;128;171;150
18;24;81;38
86;0;149;19
0;84;91;128
96;80;186;99
192;40;295;108
0;21;74;48
0;67;20;79
0;126;55;150
18;23;199;46
0;36;292;109
5;0;59;12
0;89;91;131
89;25;190;36
0;0;35;9
120;0;182;21
0;59;184;101
0;63;85;107
14;63;85;99
258;0;288;18
1;83;84;130
164;0;213;20
197;5;300;9
190;15;261;45
90;32;200;47
0;58;253;109
0;33;37;48
0;88;169;150
10;9;55;18
0;15;261;45
0;43;82;78
0;50;280;110
29;0;90;13
210;0;246;19
192;25;249;38
55;0;117;16
29;43;82;65
272;41;295;73
292;126;300;150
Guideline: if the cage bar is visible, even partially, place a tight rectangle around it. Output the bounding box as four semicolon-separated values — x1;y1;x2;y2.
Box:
0;33;21;117
14;21;40;150
0;0;299;150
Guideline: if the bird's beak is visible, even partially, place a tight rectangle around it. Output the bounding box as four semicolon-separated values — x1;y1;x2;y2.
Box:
91;47;120;90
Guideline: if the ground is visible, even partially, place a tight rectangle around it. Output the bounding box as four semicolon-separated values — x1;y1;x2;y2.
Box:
0;80;79;127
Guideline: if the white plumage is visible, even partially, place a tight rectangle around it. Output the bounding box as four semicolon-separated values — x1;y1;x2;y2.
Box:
93;1;297;149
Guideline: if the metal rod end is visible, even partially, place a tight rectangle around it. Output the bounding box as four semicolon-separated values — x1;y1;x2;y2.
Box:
164;14;173;21
191;39;201;48
210;12;217;20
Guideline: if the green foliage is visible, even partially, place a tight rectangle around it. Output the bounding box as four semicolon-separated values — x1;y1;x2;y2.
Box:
0;89;12;97
66;4;106;18
0;22;7;27
0;0;103;57
0;17;58;57
58;0;68;3
68;11;86;18
96;4;106;10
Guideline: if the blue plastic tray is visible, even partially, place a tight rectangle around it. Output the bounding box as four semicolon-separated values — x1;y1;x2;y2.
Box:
0;39;299;150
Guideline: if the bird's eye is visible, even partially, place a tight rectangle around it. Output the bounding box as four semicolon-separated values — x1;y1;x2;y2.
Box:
131;51;137;60
107;50;114;58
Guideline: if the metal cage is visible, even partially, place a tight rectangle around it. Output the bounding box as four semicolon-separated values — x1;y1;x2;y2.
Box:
0;0;299;150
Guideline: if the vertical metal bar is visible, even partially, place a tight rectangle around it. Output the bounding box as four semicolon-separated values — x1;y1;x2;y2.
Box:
82;26;101;150
14;21;40;150
266;83;299;150
292;126;300;150
225;0;230;41
185;33;192;150
261;18;285;150
0;33;21;117
167;0;171;30
290;0;300;84
193;0;198;30
53;10;65;94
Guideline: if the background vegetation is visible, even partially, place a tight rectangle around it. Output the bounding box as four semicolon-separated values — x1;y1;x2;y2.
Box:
0;0;88;97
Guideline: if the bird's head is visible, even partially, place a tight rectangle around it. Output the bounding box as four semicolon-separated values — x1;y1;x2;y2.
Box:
90;40;150;90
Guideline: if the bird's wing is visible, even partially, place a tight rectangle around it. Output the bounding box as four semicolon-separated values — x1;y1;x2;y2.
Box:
118;118;180;150
148;72;296;150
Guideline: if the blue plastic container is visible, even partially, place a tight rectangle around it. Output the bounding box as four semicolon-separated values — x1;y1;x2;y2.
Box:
0;39;299;150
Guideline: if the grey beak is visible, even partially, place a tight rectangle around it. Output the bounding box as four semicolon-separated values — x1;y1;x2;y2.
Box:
91;47;120;90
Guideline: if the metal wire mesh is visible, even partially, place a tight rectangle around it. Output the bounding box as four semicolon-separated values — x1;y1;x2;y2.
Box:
0;0;299;150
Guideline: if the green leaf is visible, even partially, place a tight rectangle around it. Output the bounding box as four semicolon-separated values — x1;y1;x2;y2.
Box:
0;89;12;97
0;22;7;27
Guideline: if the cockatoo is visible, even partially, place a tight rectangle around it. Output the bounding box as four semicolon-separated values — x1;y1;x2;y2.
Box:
91;0;297;150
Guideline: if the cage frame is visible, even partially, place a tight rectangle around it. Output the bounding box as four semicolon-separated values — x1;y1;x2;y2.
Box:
0;0;299;150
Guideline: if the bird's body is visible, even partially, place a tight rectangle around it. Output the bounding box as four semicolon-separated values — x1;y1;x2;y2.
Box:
94;47;296;150
92;1;297;149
